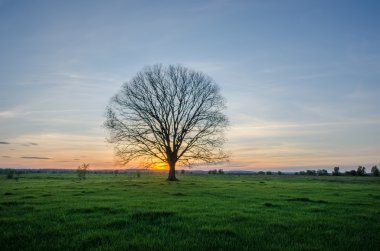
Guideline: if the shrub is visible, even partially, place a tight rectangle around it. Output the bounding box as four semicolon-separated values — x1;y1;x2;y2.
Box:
6;169;15;179
77;163;89;180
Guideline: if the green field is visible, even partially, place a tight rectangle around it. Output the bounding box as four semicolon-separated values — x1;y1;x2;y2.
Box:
1;173;379;250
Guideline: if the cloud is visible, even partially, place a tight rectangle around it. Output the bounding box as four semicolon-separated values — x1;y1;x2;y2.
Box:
22;142;39;146
0;141;10;144
20;156;51;159
0;111;17;118
2;156;11;158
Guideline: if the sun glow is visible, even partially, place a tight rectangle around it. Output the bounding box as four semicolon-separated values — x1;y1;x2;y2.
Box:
152;162;169;170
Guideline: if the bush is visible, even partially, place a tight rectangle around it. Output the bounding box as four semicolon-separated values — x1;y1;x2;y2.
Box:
6;169;15;179
77;163;89;180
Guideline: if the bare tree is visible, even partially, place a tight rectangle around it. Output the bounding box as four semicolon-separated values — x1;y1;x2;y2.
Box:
104;65;228;181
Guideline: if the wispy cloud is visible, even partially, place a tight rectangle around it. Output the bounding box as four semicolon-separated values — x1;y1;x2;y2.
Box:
0;111;17;118
2;156;11;158
0;141;10;144
22;142;39;147
20;156;51;160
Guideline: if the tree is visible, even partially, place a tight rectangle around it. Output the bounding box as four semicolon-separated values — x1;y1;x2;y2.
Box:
332;166;340;176
317;169;328;176
357;166;366;176
371;166;379;176
104;65;228;181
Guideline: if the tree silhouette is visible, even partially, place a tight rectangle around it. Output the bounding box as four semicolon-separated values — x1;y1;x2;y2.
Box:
105;65;228;181
371;166;379;176
357;166;366;176
332;166;340;176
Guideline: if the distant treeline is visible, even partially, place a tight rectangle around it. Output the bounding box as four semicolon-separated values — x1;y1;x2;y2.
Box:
293;166;379;176
1;165;379;177
206;166;379;177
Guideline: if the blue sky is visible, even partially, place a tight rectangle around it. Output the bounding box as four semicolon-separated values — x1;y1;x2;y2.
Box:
0;0;379;171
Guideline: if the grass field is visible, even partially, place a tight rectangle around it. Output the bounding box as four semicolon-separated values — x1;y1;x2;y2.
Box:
1;173;379;250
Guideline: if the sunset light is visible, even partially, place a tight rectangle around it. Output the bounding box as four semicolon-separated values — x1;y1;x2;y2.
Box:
1;1;379;250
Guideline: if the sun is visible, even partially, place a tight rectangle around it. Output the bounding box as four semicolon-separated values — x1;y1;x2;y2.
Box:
152;162;168;170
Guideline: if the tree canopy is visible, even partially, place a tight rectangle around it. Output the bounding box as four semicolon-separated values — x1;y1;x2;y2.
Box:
104;65;228;180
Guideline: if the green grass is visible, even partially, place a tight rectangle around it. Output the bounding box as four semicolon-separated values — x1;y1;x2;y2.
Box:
1;173;379;250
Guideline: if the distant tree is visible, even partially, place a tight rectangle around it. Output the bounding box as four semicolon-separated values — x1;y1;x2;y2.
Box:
357;166;366;176
317;169;328;176
258;171;265;175
218;169;224;174
266;171;272;175
77;163;89;180
306;170;316;176
277;171;283;175
114;170;119;176
180;169;185;174
371;166;379;176
345;170;357;176
208;169;217;175
332;166;340;176
104;65;229;181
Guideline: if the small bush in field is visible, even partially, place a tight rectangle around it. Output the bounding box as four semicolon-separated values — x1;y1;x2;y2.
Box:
77;163;89;180
6;169;15;179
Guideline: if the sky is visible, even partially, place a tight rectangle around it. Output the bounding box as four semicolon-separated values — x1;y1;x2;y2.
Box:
0;0;379;171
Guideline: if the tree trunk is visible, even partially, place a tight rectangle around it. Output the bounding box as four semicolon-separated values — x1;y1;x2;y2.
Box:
167;161;178;181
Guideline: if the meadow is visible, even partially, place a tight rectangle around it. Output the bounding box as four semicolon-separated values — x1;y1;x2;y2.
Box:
1;173;379;250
